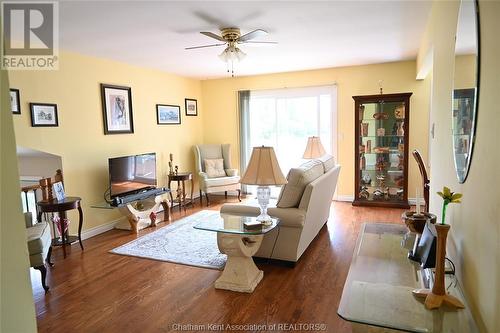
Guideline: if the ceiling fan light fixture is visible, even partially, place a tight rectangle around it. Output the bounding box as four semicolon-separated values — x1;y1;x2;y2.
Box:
218;46;246;63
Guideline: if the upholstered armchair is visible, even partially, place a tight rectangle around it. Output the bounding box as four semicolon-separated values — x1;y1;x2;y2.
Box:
25;212;53;292
193;144;241;206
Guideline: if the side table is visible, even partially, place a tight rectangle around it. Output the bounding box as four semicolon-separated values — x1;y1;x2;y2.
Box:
194;214;279;293
168;172;193;211
37;196;84;259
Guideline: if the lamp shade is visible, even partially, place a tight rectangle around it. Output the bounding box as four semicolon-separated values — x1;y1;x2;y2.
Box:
240;146;287;185
303;136;326;159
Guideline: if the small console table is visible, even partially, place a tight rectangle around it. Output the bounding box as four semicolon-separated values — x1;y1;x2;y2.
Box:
168;172;193;211
338;223;478;333
37;196;84;259
92;190;171;234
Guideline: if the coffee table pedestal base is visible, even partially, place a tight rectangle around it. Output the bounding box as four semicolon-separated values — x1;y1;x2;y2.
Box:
215;233;263;293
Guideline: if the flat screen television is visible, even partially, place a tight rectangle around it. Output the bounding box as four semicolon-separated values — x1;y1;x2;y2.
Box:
109;153;157;198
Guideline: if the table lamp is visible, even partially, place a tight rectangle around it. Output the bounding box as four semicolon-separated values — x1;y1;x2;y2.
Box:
240;146;287;224
303;136;326;159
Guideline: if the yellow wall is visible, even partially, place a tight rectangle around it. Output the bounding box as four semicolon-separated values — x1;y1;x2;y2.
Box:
455;55;476;89
201;61;430;199
417;1;499;332
8;51;204;233
1;56;37;332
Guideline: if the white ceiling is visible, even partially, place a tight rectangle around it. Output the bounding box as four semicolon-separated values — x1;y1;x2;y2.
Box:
59;1;434;79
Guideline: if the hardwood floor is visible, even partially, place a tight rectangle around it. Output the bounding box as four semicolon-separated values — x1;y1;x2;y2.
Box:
31;197;406;333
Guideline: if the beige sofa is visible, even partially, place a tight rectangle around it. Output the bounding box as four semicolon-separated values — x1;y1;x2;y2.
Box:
221;157;341;263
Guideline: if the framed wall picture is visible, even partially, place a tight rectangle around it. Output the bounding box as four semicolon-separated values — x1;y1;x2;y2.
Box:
52;181;66;201
185;98;198;116
100;84;134;134
10;88;20;114
156;104;181;125
30;103;58;127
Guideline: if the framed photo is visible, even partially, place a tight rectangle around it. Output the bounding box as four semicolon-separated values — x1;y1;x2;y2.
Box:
30;103;58;127
156;104;181;125
100;84;134;134
52;181;66;201
185;98;198;116
10;89;20;114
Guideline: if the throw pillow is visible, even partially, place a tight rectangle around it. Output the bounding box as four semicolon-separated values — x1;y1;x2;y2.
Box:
204;159;226;178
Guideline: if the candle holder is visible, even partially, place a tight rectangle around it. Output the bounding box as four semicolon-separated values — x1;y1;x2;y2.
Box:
401;211;436;261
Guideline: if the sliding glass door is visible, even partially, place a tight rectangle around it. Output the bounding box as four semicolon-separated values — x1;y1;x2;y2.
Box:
240;85;337;195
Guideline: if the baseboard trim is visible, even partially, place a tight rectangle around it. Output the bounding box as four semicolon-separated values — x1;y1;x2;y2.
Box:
335;195;354;202
335;195;418;206
81;216;126;240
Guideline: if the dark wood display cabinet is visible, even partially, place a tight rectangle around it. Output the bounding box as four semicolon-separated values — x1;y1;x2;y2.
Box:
353;92;412;208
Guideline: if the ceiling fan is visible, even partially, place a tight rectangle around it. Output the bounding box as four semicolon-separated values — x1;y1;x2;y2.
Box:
186;28;277;76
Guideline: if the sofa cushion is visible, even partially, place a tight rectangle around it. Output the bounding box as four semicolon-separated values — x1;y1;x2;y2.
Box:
317;154;335;172
26;222;51;255
276;160;324;208
204;159;226;178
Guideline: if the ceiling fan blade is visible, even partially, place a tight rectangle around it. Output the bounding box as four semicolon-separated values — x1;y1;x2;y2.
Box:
200;31;225;41
185;43;226;50
238;29;268;42
240;41;278;45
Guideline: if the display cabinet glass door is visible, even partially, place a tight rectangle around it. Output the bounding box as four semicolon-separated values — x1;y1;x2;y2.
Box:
354;93;411;208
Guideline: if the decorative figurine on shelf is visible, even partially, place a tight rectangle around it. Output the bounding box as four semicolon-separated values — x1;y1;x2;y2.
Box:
362;173;372;185
373;112;389;120
395;104;405;119
360;154;366;170
378;80;384;95
376;173;386;187
373;189;384;200
359;186;370;200
174;165;179;175
375;156;387;171
361;123;369;136
168;153;174;176
413;187;465;310
376;128;385;136
359;104;365;120
365;140;372;153
397;121;405;136
398;154;404;170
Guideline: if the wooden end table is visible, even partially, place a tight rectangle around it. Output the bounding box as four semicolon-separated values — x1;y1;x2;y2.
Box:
168;172;193;211
37;196;84;259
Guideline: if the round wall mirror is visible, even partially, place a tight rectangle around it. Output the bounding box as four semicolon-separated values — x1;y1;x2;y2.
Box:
452;0;480;183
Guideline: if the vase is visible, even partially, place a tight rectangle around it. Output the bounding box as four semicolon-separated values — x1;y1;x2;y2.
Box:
413;223;465;309
397;122;404;136
361;123;369;136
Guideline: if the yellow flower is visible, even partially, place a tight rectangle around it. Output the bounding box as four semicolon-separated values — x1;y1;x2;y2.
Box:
437;186;462;203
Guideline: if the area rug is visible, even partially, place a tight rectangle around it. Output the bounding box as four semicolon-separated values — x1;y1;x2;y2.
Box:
110;210;226;270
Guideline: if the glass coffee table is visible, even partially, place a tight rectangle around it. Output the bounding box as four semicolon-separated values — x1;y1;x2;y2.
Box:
338;223;478;332
194;214;279;293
